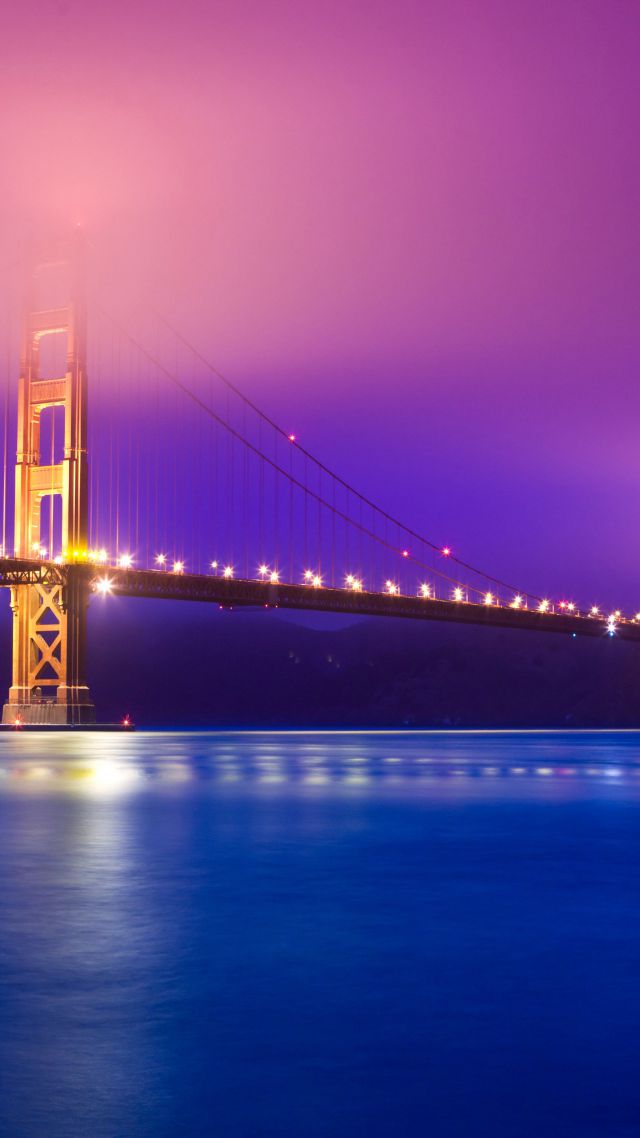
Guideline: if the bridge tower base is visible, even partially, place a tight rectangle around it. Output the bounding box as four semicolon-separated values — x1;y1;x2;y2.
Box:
2;703;95;727
2;240;95;727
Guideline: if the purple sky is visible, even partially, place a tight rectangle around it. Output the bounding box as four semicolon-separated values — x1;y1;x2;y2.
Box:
1;0;639;608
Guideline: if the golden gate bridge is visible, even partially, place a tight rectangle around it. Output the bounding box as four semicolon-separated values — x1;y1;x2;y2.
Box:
0;237;637;726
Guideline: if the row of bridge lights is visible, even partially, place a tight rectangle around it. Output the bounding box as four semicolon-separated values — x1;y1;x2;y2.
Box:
430;587;620;634
161;555;627;632
36;544;626;633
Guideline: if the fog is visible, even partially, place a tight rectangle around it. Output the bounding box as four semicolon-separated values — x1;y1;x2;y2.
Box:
1;0;639;604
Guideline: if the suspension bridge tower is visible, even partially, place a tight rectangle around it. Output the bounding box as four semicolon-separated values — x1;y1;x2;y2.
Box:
2;238;95;725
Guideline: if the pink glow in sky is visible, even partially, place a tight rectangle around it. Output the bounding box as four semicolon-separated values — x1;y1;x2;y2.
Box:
1;0;639;604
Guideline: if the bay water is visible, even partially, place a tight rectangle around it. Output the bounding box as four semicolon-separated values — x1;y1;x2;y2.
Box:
1;730;639;1137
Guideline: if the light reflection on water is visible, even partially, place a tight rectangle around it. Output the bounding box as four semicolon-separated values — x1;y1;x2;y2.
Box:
1;729;640;794
2;730;640;1138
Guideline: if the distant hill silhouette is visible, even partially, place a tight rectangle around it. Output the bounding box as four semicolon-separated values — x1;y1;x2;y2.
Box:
1;598;638;727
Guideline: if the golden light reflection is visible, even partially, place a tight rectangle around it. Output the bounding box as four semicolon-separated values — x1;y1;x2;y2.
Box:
0;733;637;794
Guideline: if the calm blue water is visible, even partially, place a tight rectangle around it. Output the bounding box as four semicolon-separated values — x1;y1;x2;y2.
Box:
1;730;639;1138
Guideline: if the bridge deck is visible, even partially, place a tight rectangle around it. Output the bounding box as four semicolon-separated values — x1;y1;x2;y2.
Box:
108;568;640;641
1;558;636;643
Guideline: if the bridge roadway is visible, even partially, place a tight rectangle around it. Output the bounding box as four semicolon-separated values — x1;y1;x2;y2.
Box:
1;557;639;642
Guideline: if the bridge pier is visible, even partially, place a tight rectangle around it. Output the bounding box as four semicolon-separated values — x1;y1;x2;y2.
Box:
2;568;95;726
2;699;95;727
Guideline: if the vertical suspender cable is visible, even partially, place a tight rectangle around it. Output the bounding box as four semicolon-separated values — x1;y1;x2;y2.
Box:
2;315;9;555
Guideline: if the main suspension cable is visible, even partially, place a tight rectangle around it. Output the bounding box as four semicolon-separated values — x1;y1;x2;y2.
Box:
155;310;532;597
99;303;523;597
